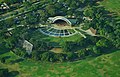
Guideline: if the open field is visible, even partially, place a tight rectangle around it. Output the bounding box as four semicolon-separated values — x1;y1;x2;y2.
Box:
100;0;120;15
44;34;82;43
0;50;120;77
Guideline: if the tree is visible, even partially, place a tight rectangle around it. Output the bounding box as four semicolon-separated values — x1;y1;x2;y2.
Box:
0;69;9;77
25;12;39;25
92;46;101;56
3;0;23;4
41;52;50;61
66;52;77;61
23;1;32;9
38;10;47;23
96;39;109;48
77;50;85;58
66;52;73;61
45;4;56;16
83;6;94;18
1;57;6;63
31;50;40;60
13;48;27;57
61;41;72;52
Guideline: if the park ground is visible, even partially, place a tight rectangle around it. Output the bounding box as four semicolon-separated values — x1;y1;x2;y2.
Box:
0;50;120;77
0;0;120;77
100;0;120;15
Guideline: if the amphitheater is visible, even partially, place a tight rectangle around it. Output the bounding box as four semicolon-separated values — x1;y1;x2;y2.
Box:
39;16;97;38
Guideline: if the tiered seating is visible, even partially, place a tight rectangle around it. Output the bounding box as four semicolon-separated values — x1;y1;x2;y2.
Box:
39;27;77;37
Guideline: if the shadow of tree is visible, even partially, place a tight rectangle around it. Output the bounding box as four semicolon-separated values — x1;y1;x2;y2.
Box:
0;68;19;77
10;58;24;64
0;56;11;63
9;71;19;77
2;56;11;60
0;47;9;55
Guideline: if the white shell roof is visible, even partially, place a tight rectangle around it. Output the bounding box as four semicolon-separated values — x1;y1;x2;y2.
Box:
48;16;72;26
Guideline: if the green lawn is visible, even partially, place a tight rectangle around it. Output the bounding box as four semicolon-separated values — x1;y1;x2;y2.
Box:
0;50;120;77
100;0;120;15
43;34;82;44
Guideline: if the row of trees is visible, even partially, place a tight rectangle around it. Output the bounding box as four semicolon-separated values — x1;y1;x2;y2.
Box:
19;0;102;25
0;68;19;77
0;0;103;27
82;6;120;49
0;0;23;5
12;28;114;62
0;68;10;77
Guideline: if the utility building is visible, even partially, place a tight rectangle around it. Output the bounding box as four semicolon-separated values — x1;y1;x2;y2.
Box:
23;40;33;55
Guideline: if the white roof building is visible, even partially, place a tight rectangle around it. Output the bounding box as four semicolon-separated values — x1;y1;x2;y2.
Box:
0;3;10;10
23;40;33;55
48;16;72;26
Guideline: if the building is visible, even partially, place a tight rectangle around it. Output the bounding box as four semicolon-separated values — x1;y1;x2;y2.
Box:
0;3;10;10
48;16;72;26
23;40;33;55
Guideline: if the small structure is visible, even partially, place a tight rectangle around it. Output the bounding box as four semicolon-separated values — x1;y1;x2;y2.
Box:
0;3;10;10
5;32;12;37
23;40;33;55
86;27;97;36
23;0;30;2
83;17;92;21
89;27;96;35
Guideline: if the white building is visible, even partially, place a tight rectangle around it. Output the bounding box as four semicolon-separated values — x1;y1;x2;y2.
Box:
0;3;10;10
48;16;72;26
23;40;33;55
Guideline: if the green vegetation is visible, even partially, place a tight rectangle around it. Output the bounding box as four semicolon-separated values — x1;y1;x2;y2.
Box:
44;34;82;43
0;50;120;77
0;0;120;76
0;0;119;62
100;0;120;15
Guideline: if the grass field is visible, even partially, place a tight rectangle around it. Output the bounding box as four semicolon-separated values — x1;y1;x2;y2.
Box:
0;50;120;77
100;0;120;15
44;34;82;43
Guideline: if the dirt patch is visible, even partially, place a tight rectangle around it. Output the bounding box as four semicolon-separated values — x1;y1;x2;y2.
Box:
64;68;73;73
50;48;63;53
31;66;38;72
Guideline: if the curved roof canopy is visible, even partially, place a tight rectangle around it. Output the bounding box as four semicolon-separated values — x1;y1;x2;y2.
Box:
48;16;72;26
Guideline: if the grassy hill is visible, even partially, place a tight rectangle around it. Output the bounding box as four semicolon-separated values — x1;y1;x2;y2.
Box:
100;0;120;15
0;50;120;77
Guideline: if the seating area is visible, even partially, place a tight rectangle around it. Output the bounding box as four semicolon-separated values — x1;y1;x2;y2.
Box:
39;16;82;37
39;26;77;37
